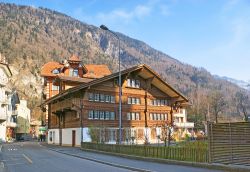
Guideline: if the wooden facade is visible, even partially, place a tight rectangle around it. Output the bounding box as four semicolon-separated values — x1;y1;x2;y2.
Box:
42;64;189;146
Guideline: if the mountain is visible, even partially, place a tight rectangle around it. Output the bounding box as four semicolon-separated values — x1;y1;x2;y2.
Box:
215;76;250;90
0;3;247;124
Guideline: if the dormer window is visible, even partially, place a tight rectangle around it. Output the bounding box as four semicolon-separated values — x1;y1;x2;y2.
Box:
73;69;78;76
69;68;78;77
52;69;60;74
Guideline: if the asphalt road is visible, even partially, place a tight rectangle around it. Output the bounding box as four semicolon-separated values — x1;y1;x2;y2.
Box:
0;142;131;172
0;142;223;172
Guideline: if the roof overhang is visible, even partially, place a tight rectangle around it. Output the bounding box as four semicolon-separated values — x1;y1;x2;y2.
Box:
41;64;188;107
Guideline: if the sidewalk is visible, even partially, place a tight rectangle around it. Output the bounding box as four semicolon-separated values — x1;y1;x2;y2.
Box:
41;143;250;172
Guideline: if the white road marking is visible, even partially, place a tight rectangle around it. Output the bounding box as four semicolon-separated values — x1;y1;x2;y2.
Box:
0;162;4;168
5;162;26;166
22;154;33;164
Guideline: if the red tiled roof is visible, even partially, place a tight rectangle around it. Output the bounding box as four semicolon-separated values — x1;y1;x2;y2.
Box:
41;61;111;79
84;65;111;78
40;62;63;77
68;54;81;62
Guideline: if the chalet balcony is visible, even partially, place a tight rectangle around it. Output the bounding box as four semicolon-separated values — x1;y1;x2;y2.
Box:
6;121;17;128
174;122;194;128
0;113;6;123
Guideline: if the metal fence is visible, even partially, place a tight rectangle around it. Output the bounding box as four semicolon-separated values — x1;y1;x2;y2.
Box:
208;122;250;165
82;142;209;163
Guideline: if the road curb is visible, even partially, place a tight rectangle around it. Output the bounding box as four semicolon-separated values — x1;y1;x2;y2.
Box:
46;147;152;172
80;148;250;172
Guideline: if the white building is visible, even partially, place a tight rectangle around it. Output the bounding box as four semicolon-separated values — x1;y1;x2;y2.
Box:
173;108;194;141
0;54;12;142
15;100;31;140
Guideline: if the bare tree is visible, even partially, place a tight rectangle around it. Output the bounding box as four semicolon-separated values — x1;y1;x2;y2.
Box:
209;91;226;123
234;91;250;121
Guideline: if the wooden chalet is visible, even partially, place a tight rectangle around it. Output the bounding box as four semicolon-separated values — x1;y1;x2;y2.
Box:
40;55;111;123
41;64;188;147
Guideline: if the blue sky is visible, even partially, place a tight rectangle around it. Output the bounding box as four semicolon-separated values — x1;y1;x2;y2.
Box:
2;0;250;81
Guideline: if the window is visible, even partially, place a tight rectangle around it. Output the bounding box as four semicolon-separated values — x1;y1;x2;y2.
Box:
127;79;131;87
157;100;161;106
157;114;161;120
110;96;115;103
100;94;105;102
95;93;100;101
105;95;110;102
128;97;132;104
52;84;59;91
110;112;115;120
132;98;136;104
88;110;94;119
135;113;140;120
69;68;73;76
136;98;140;105
161;114;164;120
89;92;115;104
94;111;99;119
151;99;168;106
73;69;78;77
105;111;110;120
88;93;94;101
127;113;131;120
135;80;140;88
127;112;140;120
131;113;135;120
150;113;153;120
128;97;140;105
164;100;168;106
127;78;140;88
150;113;168;120
154;113;157;120
100;111;104;120
52;69;60;74
161;100;165;106
131;79;135;87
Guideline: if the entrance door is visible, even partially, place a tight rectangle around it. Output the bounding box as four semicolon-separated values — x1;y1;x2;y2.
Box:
72;130;76;147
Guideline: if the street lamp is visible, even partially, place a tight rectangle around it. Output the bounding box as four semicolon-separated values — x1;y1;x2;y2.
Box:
100;24;122;144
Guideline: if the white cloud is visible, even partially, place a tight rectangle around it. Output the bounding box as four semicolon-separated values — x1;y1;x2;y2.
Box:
97;4;152;23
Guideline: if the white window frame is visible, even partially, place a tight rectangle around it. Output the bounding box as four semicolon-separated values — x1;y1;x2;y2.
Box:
111;96;115;103
105;111;110;120
94;110;99;119
127;113;131;120
100;111;105;120
110;112;115;120
100;94;105;102
88;110;94;119
128;97;132;104
88;93;94;101
95;93;100;102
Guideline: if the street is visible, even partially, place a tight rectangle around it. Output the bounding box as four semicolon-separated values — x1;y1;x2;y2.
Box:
0;142;131;172
0;142;223;172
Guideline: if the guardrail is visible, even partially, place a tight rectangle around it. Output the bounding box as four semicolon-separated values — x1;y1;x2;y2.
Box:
81;142;208;163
